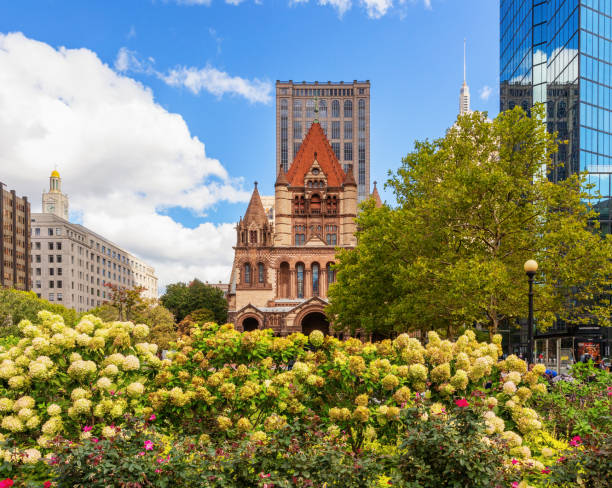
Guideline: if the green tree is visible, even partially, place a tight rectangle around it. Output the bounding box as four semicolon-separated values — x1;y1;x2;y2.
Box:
161;279;228;324
0;288;77;336
90;288;177;350
328;106;612;339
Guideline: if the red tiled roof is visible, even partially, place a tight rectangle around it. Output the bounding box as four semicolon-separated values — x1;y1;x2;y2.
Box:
286;122;346;187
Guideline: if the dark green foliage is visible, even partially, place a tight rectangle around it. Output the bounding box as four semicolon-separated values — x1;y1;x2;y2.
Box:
390;405;516;488
161;279;228;324
49;416;386;488
533;363;612;439
545;434;612;488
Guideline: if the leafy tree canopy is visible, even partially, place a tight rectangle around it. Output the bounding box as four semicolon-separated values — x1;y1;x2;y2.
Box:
327;106;612;338
0;289;77;336
160;279;228;324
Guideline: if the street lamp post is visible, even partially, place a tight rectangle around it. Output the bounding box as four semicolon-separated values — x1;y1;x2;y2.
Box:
524;259;538;365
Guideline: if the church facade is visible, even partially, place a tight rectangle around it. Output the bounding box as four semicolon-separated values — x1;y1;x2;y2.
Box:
227;119;380;335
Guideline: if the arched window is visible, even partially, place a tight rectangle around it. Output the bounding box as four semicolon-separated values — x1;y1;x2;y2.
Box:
344;100;353;118
280;262;290;297
310;194;321;214
249;230;257;243
326;262;335;284
319;99;327;118
296;263;304;298
332;100;340;118
294;100;302;118
244;263;251;284
280;98;288;114
258;262;265;283
312;263;320;295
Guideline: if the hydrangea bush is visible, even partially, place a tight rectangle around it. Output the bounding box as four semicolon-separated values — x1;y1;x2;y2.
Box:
0;312;569;486
0;311;161;465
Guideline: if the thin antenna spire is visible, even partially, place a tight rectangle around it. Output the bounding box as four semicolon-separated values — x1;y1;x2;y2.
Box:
463;38;466;83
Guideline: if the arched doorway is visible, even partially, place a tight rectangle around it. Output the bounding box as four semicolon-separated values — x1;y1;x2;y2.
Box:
242;317;259;332
300;312;330;336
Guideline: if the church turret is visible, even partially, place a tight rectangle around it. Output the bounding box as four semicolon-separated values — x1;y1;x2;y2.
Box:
340;165;357;246
371;181;383;208
274;165;292;246
42;169;69;220
237;182;272;247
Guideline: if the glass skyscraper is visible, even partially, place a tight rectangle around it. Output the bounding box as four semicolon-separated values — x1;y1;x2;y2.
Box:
500;0;612;364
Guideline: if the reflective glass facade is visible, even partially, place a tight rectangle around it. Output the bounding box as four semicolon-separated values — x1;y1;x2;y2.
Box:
501;1;612;361
500;0;611;234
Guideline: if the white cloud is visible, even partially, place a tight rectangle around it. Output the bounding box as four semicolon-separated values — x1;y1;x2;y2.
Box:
162;65;272;103
318;0;353;16
479;85;492;101
225;0;246;4
362;0;393;18
0;32;251;287
115;48;272;104
423;0;431;9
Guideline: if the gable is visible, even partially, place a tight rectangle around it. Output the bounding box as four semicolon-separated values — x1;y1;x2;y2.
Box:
286;122;345;187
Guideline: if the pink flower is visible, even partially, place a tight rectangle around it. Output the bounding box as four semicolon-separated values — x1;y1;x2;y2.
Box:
512;483;519;488
542;468;551;474
144;440;154;451
570;435;582;446
43;482;52;488
155;469;161;474
91;438;99;443
511;458;519;465
82;425;93;432
149;414;156;421
259;473;271;479
454;398;469;407
138;451;145;456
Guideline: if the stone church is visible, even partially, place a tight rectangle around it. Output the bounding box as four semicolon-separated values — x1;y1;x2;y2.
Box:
227;119;381;335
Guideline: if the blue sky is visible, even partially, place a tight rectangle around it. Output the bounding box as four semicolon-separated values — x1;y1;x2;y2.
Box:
0;0;500;285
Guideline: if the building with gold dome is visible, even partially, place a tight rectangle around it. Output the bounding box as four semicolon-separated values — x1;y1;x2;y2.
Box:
227;115;381;335
42;170;69;220
30;170;159;312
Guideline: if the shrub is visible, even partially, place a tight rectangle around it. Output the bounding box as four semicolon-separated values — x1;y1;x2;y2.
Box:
0;311;161;457
389;403;516;488
532;363;611;440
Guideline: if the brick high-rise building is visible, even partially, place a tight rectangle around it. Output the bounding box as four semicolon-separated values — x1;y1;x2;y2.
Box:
0;182;31;290
276;80;371;202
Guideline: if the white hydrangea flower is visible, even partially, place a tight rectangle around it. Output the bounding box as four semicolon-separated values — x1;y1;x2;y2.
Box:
17;408;34;420
31;337;50;351
13;396;35;411
126;382;144;398
47;404;61;416
69;352;82;363
132;324;150;339
1;416;24;432
71;388;90;401
96;377;113;390
0;398;14;412
41;417;62;435
76;320;95;335
122;355;140;371
22;448;41;464
73;398;92;415
102;364;119;377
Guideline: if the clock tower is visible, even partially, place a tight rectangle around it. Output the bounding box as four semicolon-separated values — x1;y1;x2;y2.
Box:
42;169;69;220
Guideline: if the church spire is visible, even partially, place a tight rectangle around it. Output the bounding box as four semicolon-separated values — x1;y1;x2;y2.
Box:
459;38;471;116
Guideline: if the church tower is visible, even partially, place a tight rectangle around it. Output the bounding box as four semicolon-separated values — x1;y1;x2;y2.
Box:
228;115;358;336
42;170;69;220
